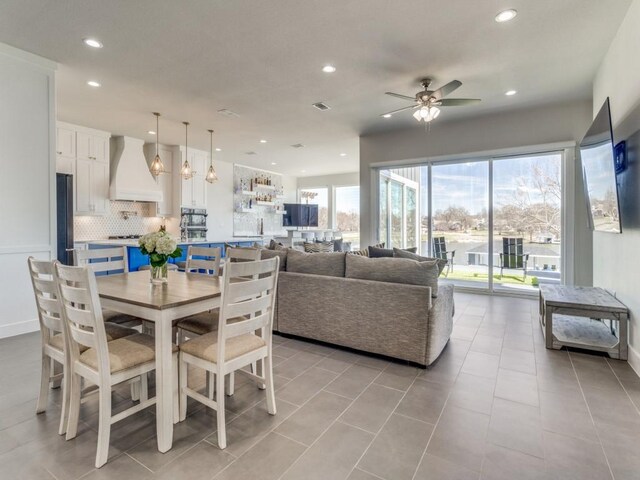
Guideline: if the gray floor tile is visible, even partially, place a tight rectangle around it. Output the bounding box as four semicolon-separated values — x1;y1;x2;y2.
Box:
395;379;450;423
502;333;534;352
324;364;381;399
416;357;462;386
461;351;500;379
275;391;352;446
487;398;544;458
543;430;612;480
375;363;420;391
339;384;404;433
277;367;338;406
155;441;234;480
499;348;536;375
582;385;640;429
539;389;597;442
494;368;539;407
274;350;326;379
347;468;382;480
415;453;479;479
358;413;433;480
452;325;478;341
470;334;503;356
281;421;373;480
315;355;354;374
448;373;495;415
456;315;484;328
206;398;298;457
214;432;306;480
481;443;549;480
79;454;153;479
427;405;490;472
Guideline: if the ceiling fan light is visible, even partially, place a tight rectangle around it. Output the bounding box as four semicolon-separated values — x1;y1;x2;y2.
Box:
412;109;422;121
429;107;441;121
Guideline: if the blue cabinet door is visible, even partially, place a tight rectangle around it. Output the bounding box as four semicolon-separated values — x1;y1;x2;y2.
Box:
127;246;149;272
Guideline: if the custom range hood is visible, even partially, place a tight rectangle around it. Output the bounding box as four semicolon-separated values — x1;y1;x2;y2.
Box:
109;136;163;202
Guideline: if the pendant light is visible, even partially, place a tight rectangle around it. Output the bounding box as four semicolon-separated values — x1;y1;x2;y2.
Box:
205;129;218;184
149;112;165;176
180;121;195;180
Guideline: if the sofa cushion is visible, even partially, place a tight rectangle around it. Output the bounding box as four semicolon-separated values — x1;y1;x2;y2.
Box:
287;249;346;277
260;248;287;270
345;254;440;297
393;248;448;275
304;241;334;253
368;245;394;258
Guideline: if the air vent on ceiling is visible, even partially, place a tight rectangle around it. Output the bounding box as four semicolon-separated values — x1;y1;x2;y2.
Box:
245;151;257;155
312;102;331;111
217;108;239;117
291;143;305;149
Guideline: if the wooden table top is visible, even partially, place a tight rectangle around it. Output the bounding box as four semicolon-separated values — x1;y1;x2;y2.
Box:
97;271;222;310
539;285;627;313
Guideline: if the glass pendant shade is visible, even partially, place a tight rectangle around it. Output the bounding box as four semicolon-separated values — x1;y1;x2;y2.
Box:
413;106;441;123
205;128;218;184
149;112;165;177
181;121;194;180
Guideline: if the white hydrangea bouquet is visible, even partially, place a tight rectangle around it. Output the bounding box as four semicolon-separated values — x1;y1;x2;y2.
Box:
139;230;182;284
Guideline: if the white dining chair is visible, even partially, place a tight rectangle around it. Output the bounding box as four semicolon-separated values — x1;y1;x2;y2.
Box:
53;261;179;468
27;257;137;436
226;246;261;262
185;245;222;274
74;247;140;326
178;257;280;449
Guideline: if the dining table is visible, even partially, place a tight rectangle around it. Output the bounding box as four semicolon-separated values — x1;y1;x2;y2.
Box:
96;270;222;453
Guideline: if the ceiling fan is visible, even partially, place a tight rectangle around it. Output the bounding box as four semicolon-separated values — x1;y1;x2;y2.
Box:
381;78;481;123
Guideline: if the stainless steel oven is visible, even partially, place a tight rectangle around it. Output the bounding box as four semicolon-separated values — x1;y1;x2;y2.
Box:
180;208;208;241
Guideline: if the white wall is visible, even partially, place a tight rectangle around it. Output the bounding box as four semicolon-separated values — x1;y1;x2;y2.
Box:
359;100;594;284
0;43;56;338
592;0;640;373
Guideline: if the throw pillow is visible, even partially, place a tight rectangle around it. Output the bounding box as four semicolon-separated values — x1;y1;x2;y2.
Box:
368;245;394;258
260;248;287;270
393;248;448;275
268;239;284;250
332;238;344;253
287;249;346;277
303;241;334;253
348;248;369;256
345;254;440;297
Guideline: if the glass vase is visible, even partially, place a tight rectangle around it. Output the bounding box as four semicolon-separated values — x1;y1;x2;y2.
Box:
150;263;168;285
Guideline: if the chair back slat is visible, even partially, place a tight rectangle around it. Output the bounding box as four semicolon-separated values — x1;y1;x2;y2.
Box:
54;262;110;372
226;247;261;262
502;237;524;269
185;246;221;275
432;237;447;259
74;247;128;274
216;257;279;363
28;257;64;341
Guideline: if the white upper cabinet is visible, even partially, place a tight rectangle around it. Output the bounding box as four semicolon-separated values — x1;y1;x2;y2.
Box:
58;122;110;215
173;146;208;209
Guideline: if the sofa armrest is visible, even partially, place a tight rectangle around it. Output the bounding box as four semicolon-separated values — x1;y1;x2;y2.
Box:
426;283;454;365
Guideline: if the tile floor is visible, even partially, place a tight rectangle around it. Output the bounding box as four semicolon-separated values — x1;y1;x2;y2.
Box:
1;292;640;479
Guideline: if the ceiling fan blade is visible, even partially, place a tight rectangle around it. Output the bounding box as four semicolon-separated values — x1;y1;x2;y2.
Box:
431;80;462;100
385;92;417;101
380;104;419;117
437;98;482;106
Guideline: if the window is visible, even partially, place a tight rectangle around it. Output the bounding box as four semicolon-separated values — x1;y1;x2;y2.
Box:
379;169;420;249
299;187;329;229
335;186;360;249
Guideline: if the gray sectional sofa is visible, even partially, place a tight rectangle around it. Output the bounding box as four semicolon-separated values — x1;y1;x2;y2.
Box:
261;249;454;367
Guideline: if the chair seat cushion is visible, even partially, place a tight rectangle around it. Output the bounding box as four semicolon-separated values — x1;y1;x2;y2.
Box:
79;333;178;373
180;332;265;363
102;309;141;325
177;311;246;336
49;323;137;353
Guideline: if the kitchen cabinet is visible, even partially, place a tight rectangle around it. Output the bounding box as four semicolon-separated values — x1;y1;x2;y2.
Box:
75;158;109;215
77;131;108;162
56;124;76;157
174;146;208;209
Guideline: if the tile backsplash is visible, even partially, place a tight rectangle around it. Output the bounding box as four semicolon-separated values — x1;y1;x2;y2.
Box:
74;200;179;241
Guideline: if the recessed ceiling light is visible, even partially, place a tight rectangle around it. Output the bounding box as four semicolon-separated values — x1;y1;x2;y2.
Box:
383;114;392;118
505;90;517;96
215;148;222;152
271;162;277;166
322;65;336;73
495;9;517;22
340;153;347;157
260;139;267;143
148;130;156;135
83;38;103;48
87;80;101;87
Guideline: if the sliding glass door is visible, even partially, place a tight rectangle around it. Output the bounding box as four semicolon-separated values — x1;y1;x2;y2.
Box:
377;152;564;294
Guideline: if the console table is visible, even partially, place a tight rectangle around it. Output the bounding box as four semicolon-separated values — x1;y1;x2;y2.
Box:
539;285;629;359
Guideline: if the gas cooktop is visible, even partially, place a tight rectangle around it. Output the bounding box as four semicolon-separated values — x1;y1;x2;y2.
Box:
108;235;142;239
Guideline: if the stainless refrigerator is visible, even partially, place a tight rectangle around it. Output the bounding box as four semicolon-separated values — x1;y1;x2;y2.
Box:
56;173;74;265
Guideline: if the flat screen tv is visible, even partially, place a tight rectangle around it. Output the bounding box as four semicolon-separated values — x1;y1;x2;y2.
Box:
283;203;319;227
579;98;622;233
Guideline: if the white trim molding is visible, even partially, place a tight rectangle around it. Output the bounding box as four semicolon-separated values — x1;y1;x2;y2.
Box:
0;318;39;339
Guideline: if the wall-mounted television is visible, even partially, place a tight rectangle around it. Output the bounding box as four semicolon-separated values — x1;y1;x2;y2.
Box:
579;98;622;233
283;203;319;227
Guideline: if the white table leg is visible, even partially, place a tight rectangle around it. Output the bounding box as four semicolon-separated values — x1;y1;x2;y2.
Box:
155;314;174;452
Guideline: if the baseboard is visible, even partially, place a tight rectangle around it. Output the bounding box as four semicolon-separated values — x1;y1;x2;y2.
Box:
628;343;640;377
0;318;39;339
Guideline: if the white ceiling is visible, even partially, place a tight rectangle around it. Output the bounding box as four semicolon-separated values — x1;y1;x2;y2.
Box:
0;0;631;177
